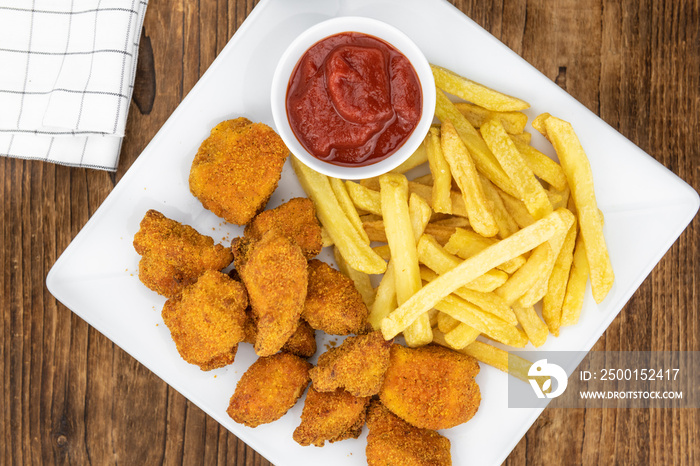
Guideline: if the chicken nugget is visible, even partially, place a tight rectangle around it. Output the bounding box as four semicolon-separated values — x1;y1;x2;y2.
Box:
233;229;308;356
303;259;370;335
379;344;480;430
161;270;247;370
310;331;392;397
133;209;232;298
189;118;289;225
243;309;317;359
245;197;323;259
227;352;311;428
365;399;451;466
293;387;370;447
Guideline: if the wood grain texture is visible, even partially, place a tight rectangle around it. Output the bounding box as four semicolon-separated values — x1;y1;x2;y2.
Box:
1;0;697;465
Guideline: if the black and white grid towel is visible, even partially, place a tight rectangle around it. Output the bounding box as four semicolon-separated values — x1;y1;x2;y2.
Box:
0;0;148;171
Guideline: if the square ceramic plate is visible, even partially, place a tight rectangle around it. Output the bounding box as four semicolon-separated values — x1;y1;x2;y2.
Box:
46;0;699;464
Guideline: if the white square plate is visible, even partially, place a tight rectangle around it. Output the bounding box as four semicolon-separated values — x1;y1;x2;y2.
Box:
47;0;699;464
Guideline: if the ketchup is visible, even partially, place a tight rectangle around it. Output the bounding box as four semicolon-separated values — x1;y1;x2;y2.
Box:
286;32;422;167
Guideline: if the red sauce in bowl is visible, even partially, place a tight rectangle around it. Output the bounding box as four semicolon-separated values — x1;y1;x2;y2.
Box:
286;32;422;167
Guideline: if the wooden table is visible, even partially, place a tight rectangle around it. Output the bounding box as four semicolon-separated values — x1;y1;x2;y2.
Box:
1;0;697;464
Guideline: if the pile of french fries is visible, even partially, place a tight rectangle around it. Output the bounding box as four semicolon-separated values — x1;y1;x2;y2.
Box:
292;64;614;382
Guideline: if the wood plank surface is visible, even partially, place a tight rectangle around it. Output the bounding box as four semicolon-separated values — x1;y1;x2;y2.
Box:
1;0;698;464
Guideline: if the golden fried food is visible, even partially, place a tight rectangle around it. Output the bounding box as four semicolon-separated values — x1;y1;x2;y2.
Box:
133;209;232;298
189;118;289;225
243;309;317;359
233;229;308;356
310;331;392;397
293;387;370;447
365;399;451;466
161;270;247;370
379;344;480;430
227;352;311;428
245;197;323;259
303;259;370;335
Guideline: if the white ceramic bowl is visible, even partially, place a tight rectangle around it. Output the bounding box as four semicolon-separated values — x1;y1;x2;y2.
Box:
271;16;435;180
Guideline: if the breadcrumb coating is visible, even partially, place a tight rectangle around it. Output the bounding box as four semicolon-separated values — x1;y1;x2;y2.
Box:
365;399;451;466
133;209;232;298
244;197;323;259
227;352;311;428
243;309;317;359
232;229;308;356
379;344;480;430
310;331;392;397
189;118;289;225
293;387;370;447
161;270;248;370
303;259;370;335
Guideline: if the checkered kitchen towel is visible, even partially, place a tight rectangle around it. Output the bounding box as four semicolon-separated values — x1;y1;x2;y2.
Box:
0;0;148;171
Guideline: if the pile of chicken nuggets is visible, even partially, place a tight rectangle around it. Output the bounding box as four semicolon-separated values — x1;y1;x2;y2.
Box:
132;118;481;465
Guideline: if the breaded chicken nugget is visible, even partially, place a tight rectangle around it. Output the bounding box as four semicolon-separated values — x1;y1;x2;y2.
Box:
227;352;311;428
233;229;308;356
245;197;323;260
243;309;317;359
161;270;247;370
310;331;392;397
365;400;451;466
379;344;480;430
293;387;370;447
189;118;289;225
133;209;232;298
303;259;370;335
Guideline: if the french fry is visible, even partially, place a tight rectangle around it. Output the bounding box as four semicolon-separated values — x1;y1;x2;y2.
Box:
420;266;517;325
334;246;376;310
430;216;470;229
454;101;528;134
481;118;553;220
346;180;382;216
389;139;428;174
431;64;530;112
560;233;590;326
511;303;548;347
445;227;526;274
408;193;433;242
494;243;553;305
410;173;434;186
444;322;481;349
372;244;391;261
380;209;574;340
360;177;381;190
509;131;532;146
512;139;568;192
532;112;551;138
434;89;519;197
320;227;333;248
408;181;468;218
542;218;578;336
364;219;464;246
434;294;527;347
437;311;461;333
543;115;614;303
432;334;537;383
425;127;453;214
330;177;370;244
479;174;520;239
368;261;397;330
380;174;432;346
292;157;386;274
519;227;569;307
498;189;535;228
441;119;499;237
417;234;509;293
